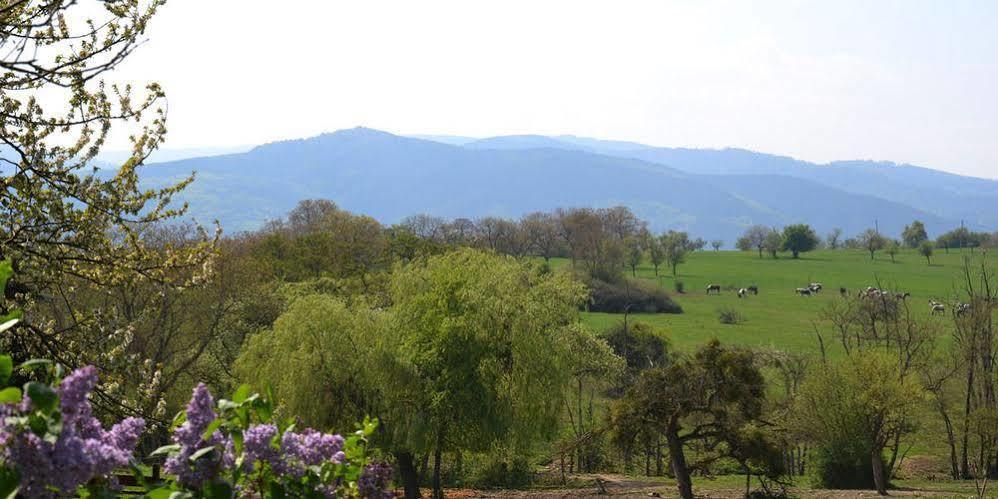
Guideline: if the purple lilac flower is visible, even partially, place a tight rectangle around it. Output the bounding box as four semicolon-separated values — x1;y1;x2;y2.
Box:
242;423;280;472
358;461;395;499
0;365;145;498
279;428;345;478
164;383;228;488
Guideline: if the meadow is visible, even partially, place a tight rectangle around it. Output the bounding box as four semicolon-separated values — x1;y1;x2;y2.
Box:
564;247;988;355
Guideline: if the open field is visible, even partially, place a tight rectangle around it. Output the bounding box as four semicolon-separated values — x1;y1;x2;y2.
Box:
559;248;991;355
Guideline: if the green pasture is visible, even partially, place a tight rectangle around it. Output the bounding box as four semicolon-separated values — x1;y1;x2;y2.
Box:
560;248;991;354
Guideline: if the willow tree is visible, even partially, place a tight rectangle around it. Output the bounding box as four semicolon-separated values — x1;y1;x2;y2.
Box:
1;1;214;420
387;249;589;498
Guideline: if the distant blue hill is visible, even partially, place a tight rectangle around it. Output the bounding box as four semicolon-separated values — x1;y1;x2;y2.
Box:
450;134;998;229
132;127;982;243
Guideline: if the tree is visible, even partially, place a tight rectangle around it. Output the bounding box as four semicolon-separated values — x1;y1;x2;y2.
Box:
919;241;934;265
401;214;447;241
625;236;643;277
902;221;929;248
781;224;819;259
0;0;216;419
648;238;665;276
763;228;783;258
859;229;887;260
611;340;772;499
827;228;843;250
598;206;642;241
521;212;561;261
711;240;723;251
794;353;923;495
387;249;589;498
885;240;900;263
659;231;690;276
736;225;769;258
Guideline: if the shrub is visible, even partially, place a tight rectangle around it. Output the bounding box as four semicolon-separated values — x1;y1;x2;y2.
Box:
718;307;745;325
586;277;682;314
468;454;534;489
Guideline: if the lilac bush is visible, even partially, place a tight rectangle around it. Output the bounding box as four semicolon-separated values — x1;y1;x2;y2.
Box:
151;383;392;498
0;365;145;497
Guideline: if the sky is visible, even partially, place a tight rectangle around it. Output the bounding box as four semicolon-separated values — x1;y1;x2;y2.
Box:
111;0;998;179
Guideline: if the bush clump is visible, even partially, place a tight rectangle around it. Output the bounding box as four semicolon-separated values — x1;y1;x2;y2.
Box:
717;306;745;324
467;455;534;489
586;277;682;314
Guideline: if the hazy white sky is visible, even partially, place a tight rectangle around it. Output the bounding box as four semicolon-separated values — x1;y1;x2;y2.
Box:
113;0;998;178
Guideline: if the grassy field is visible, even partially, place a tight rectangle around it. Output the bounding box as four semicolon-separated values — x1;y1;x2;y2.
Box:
560;247;991;355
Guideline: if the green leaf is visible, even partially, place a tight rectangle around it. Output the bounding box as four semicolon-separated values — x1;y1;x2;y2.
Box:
17;359;52;371
201;481;233;499
0;467;19;499
0;259;13;292
0;316;19;334
144;488;176;499
170;409;187;429
189;446;216;462
231;383;252;403
0;387;21;403
267;482;286;499
0;355;12;385
25;382;57;413
201;418;223;441
149;444;181;457
168;492;194;499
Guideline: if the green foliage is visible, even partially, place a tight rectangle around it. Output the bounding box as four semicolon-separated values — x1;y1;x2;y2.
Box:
794;353;924;489
389;249;588;451
604;321;672;395
610;340;773;499
859;229;888;259
918;240;934;264
466;452;534;489
763;228;783;258
234;295;386;431
902;221;929;248
659;231;690;276
781;224;819;258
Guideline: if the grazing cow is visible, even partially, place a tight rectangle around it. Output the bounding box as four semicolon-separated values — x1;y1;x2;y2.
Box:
839;287;848;297
895;292;911;300
931;303;946;315
809;283;823;293
738;288;747;298
956;303;971;316
747;285;759;295
706;284;721;295
795;287;812;296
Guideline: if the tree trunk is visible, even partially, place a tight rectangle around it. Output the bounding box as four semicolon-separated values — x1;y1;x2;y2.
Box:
432;429;445;499
962;360;977;478
871;447;888;496
395;451;422;499
655;437;663;476
665;426;693;499
937;399;960;479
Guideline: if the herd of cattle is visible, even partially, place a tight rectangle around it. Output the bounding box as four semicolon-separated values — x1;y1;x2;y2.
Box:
704;282;974;316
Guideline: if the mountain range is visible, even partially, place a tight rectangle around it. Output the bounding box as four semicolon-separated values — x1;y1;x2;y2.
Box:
132;127;998;243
